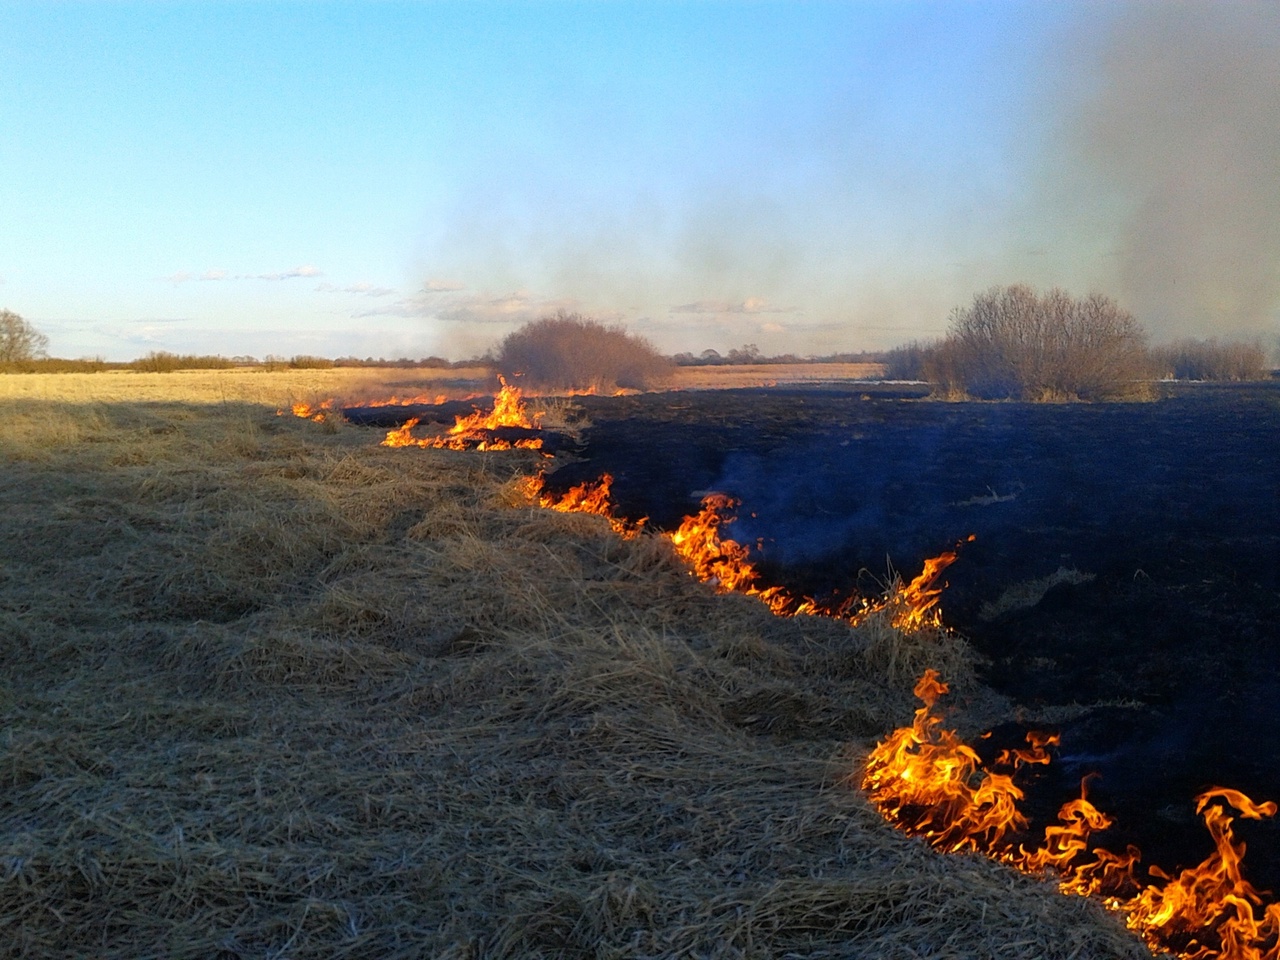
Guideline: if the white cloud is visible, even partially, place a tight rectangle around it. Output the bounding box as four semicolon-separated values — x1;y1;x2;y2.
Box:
162;266;317;283
669;297;793;315
355;287;575;325
423;278;466;292
316;281;396;297
248;265;322;281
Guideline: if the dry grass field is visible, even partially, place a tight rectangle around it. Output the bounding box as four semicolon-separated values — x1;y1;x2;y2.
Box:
0;371;1144;958
0;362;886;408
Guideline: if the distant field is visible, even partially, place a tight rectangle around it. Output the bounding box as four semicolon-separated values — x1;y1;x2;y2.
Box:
0;361;888;406
0;365;495;406
670;362;886;390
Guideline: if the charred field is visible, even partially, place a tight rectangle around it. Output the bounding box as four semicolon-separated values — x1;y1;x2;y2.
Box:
538;379;1280;892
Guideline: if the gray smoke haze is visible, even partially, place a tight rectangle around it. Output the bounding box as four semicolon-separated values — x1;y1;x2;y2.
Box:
408;3;1280;358
1064;3;1280;341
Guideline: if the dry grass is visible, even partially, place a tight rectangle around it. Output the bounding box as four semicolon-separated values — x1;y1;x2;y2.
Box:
0;388;1147;958
0;366;495;407
670;363;885;391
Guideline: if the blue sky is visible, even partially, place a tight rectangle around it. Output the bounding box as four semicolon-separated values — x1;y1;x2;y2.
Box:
2;2;1277;361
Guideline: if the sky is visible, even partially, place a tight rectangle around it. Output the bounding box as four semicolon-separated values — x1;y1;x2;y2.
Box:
1;1;1278;362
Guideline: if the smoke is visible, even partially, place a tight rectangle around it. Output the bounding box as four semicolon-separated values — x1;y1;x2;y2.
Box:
1060;3;1280;341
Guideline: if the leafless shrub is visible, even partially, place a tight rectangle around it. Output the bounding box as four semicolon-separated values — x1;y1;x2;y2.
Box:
926;286;1152;401
0;309;49;364
882;340;940;381
1150;338;1269;381
495;311;673;392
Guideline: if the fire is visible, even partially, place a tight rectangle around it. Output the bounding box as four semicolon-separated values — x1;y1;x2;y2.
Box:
663;492;964;628
861;670;1040;853
864;673;1280;960
380;378;545;451
285;399;334;422
361;393;451;407
513;475;961;629
515;473;646;539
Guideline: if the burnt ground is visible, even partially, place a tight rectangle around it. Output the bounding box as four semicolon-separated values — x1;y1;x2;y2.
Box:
355;381;1280;890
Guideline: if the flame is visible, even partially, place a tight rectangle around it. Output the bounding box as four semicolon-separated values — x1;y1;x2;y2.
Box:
864;673;1280;960
284;399;334;423
360;392;452;407
515;473;646;539
380;378;544;451
512;475;962;629
861;670;1036;853
662;492;965;628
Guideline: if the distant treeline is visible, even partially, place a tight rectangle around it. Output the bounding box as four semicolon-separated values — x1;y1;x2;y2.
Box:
883;335;1274;385
671;344;885;366
0;352;486;374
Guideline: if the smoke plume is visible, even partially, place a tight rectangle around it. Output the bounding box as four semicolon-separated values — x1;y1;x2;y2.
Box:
1069;3;1280;340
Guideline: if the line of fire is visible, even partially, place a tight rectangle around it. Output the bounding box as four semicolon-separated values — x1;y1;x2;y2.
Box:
288;380;1280;960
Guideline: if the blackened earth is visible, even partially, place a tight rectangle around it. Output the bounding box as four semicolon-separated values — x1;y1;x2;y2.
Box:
355;381;1280;891
562;381;1280;892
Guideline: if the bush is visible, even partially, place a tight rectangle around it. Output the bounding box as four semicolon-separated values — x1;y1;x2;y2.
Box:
288;355;336;369
1150;338;1269;381
129;352;238;373
926;285;1151;401
0;309;49;364
882;340;940;381
494;311;673;392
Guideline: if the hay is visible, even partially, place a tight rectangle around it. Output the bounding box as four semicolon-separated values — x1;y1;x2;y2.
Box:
0;397;1147;958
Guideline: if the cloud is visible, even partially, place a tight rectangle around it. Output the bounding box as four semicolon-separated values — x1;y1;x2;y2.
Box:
669;297;793;315
355;287;575;325
162;266;320;284
422;278;466;292
164;268;229;284
248;265;322;282
316;281;397;297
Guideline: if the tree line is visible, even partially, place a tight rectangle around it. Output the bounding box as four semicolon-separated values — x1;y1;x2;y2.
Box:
3;293;1273;396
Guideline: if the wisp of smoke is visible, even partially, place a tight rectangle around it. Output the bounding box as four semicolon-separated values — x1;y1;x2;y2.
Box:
1074;3;1280;341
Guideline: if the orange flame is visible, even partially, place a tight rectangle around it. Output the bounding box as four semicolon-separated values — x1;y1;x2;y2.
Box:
514;475;961;629
285;399;334;423
515;473;646;539
864;673;1280;960
380;378;544;451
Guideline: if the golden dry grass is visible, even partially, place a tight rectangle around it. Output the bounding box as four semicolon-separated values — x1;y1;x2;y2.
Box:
0;362;886;408
0;365;495;407
669;362;885;390
0;388;1147;958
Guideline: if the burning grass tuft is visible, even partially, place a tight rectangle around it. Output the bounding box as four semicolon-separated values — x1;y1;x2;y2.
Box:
0;397;1147;958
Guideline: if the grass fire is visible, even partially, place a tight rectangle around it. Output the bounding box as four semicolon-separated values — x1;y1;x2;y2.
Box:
2;364;1277;959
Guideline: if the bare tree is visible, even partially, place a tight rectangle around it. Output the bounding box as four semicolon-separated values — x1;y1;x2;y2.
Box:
494;312;672;392
0;309;50;363
926;285;1151;400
